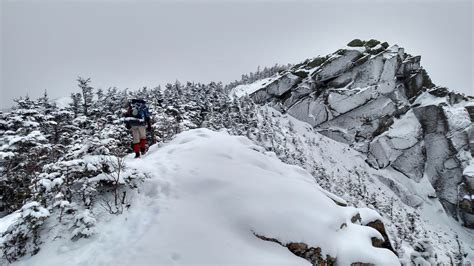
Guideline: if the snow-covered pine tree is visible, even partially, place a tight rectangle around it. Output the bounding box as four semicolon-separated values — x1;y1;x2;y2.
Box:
70;93;82;118
77;77;94;116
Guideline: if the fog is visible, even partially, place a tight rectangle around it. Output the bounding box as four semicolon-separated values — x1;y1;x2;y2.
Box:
1;0;472;108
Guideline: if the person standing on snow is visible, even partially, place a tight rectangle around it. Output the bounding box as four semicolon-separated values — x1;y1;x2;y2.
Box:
123;98;152;158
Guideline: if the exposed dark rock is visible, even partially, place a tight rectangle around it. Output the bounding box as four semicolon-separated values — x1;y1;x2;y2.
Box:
413;105;464;218
428;86;449;97
404;72;424;101
372;115;394;138
459;171;474;228
351;213;362;223
254;212;396;265
447;91;468;105
466;105;474;156
421;68;434;89
251;88;272;104
368;46;385;55
266;73;301;97
391;141;426;182
396;55;421;77
313;49;363;82
253;233;336;266
365;220;397;255
414;105;447;134
466;105;474;121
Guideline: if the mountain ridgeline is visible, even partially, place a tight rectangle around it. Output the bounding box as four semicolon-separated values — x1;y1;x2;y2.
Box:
234;39;474;228
0;39;473;265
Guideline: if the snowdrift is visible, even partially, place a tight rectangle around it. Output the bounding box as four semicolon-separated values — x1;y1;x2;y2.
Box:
11;129;398;265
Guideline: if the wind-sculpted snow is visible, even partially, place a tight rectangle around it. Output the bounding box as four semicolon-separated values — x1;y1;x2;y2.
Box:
9;129;399;265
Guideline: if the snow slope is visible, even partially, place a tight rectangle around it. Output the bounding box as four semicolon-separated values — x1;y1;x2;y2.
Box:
254;106;474;264
11;128;398;265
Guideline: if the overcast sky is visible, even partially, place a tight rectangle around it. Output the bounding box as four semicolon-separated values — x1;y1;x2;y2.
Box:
1;0;473;108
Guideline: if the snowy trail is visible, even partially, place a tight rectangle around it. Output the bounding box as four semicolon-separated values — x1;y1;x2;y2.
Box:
12;128;399;265
114;129;398;265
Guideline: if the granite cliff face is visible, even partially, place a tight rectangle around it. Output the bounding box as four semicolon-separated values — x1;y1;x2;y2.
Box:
240;39;474;227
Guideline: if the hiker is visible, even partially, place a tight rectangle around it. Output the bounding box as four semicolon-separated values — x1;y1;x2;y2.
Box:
123;98;152;158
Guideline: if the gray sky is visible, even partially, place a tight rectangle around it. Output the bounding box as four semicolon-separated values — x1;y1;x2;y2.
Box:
1;0;473;108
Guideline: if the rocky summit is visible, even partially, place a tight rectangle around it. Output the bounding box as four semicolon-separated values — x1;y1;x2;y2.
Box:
241;39;474;228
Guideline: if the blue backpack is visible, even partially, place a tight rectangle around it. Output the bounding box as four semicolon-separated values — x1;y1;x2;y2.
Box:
129;99;150;120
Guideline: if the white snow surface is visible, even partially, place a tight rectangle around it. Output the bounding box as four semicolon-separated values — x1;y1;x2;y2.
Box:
464;163;474;177
230;76;278;98
259;107;474;264
12;128;399;266
0;212;20;244
413;91;447;107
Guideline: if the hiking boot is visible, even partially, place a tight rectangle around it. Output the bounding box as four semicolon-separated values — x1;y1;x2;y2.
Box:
141;148;147;155
134;152;140;158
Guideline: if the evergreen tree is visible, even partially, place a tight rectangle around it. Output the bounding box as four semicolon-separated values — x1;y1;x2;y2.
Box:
77;77;94;116
70;92;82;117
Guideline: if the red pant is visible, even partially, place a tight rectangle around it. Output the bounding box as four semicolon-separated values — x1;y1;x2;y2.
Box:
131;126;147;152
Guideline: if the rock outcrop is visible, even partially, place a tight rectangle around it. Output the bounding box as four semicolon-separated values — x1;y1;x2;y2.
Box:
245;39;474;227
254;233;336;266
253;211;394;266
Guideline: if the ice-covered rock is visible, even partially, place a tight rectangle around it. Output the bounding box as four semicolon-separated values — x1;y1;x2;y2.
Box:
367;110;423;178
266;73;301;97
327;86;378;115
413;104;463;213
313;49;363;82
396;55;421;78
287;97;330;127
391;141;426;182
243;40;474;227
319;95;397;144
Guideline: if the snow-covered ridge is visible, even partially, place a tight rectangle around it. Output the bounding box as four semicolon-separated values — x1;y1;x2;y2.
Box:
7;129;398;265
2;39;473;265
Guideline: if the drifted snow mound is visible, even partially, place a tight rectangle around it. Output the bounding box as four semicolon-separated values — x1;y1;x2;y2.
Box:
13;129;398;266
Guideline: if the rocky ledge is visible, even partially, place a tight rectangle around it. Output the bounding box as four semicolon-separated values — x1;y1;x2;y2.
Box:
247;39;474;228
